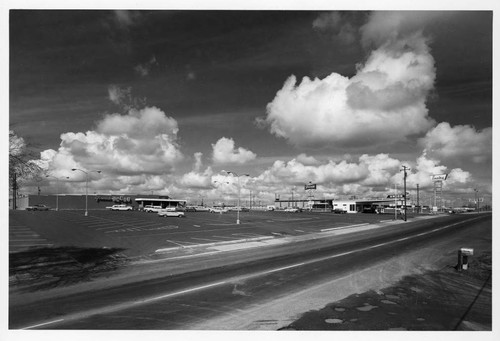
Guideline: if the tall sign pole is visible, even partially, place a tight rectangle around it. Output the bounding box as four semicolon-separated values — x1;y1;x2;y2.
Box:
394;182;397;220
416;183;420;214
431;174;448;213
401;166;410;222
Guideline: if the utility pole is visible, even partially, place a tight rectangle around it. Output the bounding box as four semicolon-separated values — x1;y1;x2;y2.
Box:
394;182;397;220
416;183;420;214
401;165;410;222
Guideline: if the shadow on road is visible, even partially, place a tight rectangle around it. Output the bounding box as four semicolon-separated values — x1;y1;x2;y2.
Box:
9;246;130;292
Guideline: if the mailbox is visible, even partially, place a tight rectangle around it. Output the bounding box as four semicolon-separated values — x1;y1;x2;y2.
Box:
457;248;474;271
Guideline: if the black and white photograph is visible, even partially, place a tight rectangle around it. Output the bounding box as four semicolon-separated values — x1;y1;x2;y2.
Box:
4;0;496;339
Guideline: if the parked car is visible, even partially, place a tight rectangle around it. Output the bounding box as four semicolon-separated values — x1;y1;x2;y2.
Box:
106;204;133;211
284;207;300;213
144;205;162;213
195;206;210;212
26;204;50;211
158;209;185;218
184;206;197;212
209;207;228;213
333;208;347;214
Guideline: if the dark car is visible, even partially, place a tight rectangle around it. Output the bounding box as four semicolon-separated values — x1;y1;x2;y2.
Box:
26;204;50;211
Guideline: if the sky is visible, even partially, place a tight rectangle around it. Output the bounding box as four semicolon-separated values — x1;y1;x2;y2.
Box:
6;3;495;207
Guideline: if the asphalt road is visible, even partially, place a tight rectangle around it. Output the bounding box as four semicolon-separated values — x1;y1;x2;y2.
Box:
9;213;490;330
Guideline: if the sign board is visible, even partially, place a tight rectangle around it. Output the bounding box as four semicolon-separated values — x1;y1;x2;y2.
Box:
460;248;474;256
431;174;448;181
387;194;405;199
304;184;316;190
433;206;438;212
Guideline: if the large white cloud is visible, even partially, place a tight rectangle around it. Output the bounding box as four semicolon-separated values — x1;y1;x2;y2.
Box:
419;122;492;164
37;106;183;186
261;11;437;147
212;137;257;164
252;151;472;200
179;153;214;189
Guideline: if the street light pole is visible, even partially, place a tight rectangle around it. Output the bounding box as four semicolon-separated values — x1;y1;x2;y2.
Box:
45;175;69;211
71;168;101;216
474;188;479;212
222;170;249;224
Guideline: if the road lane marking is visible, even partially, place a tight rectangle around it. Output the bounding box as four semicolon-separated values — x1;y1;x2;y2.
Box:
23;319;65;329
138;281;227;304
21;281;227;329
320;223;369;232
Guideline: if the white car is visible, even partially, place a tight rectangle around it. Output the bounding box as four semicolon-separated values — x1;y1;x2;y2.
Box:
195;206;210;212
209;207;228;213
284;207;300;213
106;204;133;211
158;209;185;218
144;205;162;213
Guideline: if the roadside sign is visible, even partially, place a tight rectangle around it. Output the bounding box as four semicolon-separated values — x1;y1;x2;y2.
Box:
387;194;405;199
304;184;316;190
431;174;448;181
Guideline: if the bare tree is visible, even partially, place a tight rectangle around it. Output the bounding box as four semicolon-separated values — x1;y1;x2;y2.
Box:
9;130;42;209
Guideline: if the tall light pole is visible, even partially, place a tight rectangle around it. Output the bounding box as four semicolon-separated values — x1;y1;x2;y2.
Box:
213;180;229;208
45;175;69;211
474;188;479;212
401;165;410;222
71;168;101;216
222;170;249;224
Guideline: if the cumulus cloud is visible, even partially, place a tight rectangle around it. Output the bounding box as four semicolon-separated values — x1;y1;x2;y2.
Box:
253;151;472;199
260;11;437;147
37;106;183;184
108;85;146;111
419;122;492;164
113;10;141;28
296;153;320;165
212;137;257;164
134;55;158;77
179;153;214;189
312;12;357;44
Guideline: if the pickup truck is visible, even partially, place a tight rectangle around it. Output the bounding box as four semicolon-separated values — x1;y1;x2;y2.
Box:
106;204;133;211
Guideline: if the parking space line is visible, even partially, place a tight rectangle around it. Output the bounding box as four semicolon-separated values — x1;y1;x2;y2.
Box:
9;231;39;236
165;240;192;247
191;237;224;242
212;235;238;240
9;243;53;247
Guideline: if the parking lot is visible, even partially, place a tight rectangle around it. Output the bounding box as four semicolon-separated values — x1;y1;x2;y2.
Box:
9;209;412;257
